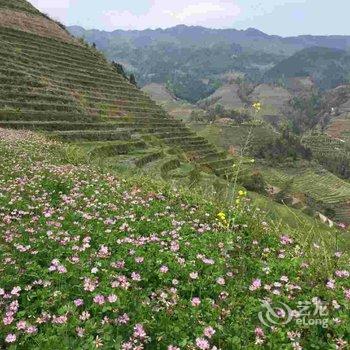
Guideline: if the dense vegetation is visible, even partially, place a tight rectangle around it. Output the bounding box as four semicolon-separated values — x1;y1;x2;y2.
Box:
1;129;350;349
68;25;350;102
264;47;350;91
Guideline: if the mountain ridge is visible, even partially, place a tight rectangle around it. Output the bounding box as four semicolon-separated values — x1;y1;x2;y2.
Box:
68;24;350;52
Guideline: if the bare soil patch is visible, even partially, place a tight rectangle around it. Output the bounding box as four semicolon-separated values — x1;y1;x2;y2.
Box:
0;9;78;44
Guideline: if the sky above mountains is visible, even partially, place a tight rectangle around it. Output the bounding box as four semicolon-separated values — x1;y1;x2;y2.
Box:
28;0;349;36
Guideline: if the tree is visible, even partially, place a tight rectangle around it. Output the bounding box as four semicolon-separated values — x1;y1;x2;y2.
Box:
129;74;137;86
112;62;128;80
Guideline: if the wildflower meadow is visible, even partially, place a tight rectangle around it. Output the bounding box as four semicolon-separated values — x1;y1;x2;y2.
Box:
0;129;349;349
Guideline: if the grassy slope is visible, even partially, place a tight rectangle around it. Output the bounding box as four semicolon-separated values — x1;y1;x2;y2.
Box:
0;0;41;15
189;123;277;154
142;83;200;122
0;129;349;349
188;122;350;225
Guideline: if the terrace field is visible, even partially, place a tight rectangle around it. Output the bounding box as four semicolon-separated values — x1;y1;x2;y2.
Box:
0;22;237;182
259;163;350;223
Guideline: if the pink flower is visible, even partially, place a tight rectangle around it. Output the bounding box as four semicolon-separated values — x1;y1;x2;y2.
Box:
326;279;335;290
26;326;38;334
202;258;214;265
249;279;262;291
216;277;225;285
280;235;293;245
191;297;201;307
131;272;141;281
114;260;125;269
108;294;118;303
79;311;90;321
93;295;105;305
76;327;85;337
170;241;180;252
97;245;110;258
122;342;133;350
57;265;67;274
280;276;289;283
11;286;21;296
52;315;68;324
190;272;199;279
16;320;26;330
5;333;16;343
83;277;98;292
160;265;169;273
74;299;84;307
196;337;210;350
168;346;180;350
255;327;265;338
3;315;14;325
345;289;350;300
135;257;144;264
335;270;349;278
117;313;130;325
133;323;146;339
204;326;215;338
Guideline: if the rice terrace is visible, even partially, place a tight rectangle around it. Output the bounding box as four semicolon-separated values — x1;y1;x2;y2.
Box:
0;0;349;349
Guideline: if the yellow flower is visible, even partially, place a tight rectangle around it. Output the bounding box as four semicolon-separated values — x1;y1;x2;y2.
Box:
217;212;229;228
235;198;240;205
238;190;246;197
217;212;226;221
252;102;262;113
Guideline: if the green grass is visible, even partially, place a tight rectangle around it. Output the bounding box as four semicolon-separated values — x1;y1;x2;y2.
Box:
189;123;278;155
0;0;41;15
0;128;349;349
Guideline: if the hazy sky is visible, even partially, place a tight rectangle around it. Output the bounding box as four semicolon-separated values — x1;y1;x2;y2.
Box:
28;0;349;36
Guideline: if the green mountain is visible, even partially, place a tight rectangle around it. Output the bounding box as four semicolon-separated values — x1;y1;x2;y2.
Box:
264;47;350;90
68;25;350;102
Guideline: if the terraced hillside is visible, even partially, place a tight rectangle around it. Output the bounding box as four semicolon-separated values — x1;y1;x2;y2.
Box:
302;132;350;167
0;1;236;181
190;123;278;156
260;165;350;224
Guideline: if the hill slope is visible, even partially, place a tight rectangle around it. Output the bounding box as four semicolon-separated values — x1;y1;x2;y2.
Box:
0;2;236;181
1;128;349;349
264;47;350;90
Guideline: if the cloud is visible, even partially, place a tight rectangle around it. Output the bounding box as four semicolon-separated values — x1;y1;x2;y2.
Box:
28;0;72;21
102;0;241;30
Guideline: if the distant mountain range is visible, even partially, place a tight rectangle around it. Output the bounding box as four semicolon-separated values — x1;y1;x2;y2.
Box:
68;25;350;102
69;25;350;53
